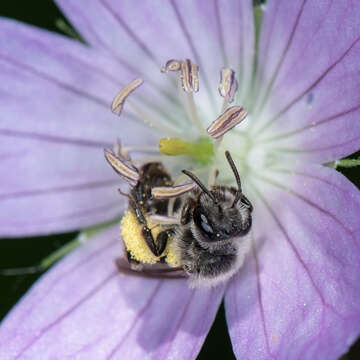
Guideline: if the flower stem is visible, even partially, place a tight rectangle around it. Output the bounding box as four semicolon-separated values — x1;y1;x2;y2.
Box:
325;159;360;169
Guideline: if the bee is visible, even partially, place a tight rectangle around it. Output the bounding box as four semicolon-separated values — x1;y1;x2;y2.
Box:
105;147;253;287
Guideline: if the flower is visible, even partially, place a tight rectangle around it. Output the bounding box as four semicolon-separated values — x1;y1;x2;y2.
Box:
1;0;360;359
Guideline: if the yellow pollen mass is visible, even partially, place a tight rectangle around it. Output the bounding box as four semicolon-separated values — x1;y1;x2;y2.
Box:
121;210;181;267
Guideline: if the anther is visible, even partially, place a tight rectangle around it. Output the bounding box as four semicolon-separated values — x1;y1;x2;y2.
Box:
104;149;139;185
111;78;144;116
180;59;199;93
207;106;248;139
147;214;180;225
218;68;238;104
161;59;199;93
161;58;202;131
161;59;182;73
152;182;196;199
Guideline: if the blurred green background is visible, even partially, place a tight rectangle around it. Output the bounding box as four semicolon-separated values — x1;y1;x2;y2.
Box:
0;1;359;359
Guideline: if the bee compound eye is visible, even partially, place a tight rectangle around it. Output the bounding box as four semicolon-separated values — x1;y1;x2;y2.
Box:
199;213;214;234
194;208;214;235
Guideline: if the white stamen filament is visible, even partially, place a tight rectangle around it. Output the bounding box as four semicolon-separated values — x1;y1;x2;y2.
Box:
127;98;180;136
208;137;223;186
113;138;131;160
124;145;159;153
221;97;229;113
161;59;205;134
185;92;204;134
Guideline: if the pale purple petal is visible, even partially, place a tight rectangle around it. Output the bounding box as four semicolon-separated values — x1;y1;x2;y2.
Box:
54;0;188;113
0;225;224;359
0;18;161;236
0;140;124;236
226;165;360;359
55;0;254;115
0;17;164;141
213;0;254;100
253;0;360;163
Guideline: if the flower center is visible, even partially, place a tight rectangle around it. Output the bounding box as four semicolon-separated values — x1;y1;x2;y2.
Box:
108;58;259;190
104;59;259;268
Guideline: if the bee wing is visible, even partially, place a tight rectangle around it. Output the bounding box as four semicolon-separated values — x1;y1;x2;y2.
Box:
115;257;187;279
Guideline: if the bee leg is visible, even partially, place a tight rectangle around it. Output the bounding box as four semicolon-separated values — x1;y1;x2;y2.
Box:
128;197;162;257
142;226;162;256
125;250;133;263
156;229;174;255
180;197;196;225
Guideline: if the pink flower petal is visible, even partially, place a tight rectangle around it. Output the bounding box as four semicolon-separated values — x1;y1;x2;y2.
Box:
253;0;360;163
226;164;360;359
0;225;224;359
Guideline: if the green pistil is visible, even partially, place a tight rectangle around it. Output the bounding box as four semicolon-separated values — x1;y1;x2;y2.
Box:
159;136;214;164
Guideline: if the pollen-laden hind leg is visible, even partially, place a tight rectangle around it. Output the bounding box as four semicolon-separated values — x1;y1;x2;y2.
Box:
156;228;175;255
127;196;164;258
141;226;175;257
141;225;162;256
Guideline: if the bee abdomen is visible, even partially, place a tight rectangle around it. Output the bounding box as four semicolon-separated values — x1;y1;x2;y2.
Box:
131;162;173;214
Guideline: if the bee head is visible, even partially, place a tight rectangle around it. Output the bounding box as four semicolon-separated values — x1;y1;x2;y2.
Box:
190;187;252;242
182;151;253;242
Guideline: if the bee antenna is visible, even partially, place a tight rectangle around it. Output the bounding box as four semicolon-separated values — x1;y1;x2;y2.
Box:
225;151;242;207
182;169;217;203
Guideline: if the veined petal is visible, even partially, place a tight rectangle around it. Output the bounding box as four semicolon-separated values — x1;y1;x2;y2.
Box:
252;0;360;163
213;0;255;101
0;135;129;236
54;0;187;111
55;0;255;117
0;18;162;236
0;17;167;140
226;165;360;359
0;226;224;359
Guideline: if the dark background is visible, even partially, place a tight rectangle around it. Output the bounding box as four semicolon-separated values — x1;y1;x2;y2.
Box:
0;1;359;359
